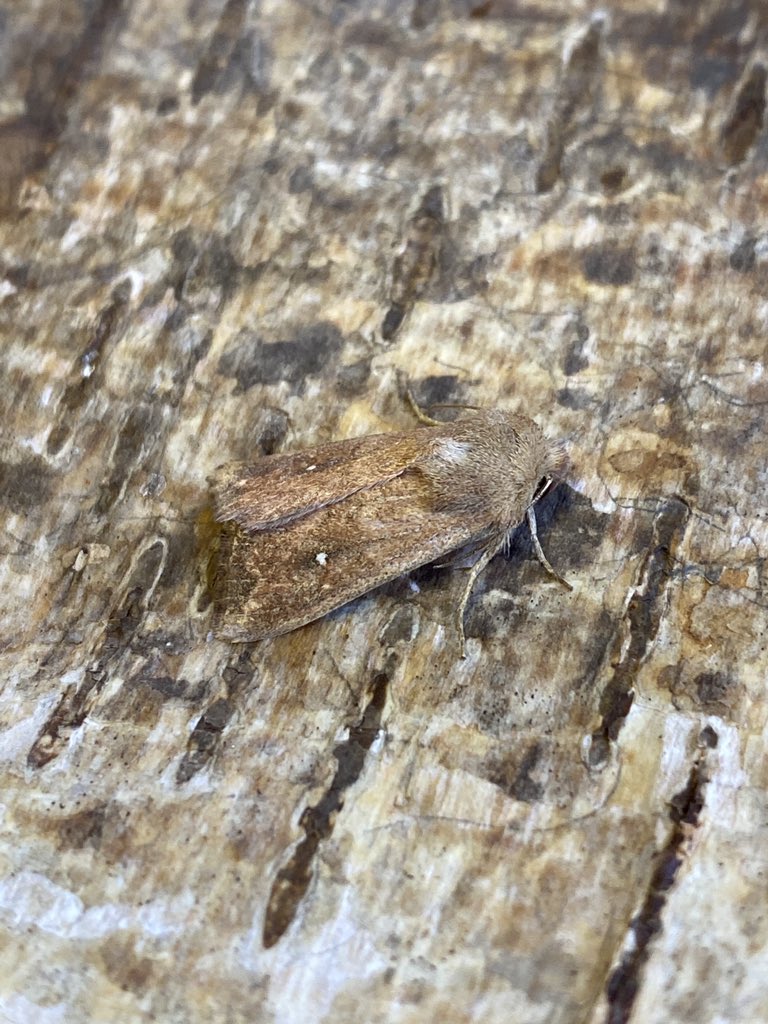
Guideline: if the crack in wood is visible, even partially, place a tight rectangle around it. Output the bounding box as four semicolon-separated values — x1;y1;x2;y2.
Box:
721;63;766;166
588;498;691;769
191;0;248;105
27;540;167;768
536;19;603;193
176;697;235;784
604;745;712;1024
47;283;131;456
176;650;256;783
262;669;390;948
382;186;445;339
27;663;106;770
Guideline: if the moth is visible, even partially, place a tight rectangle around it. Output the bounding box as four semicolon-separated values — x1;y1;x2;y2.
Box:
210;390;571;656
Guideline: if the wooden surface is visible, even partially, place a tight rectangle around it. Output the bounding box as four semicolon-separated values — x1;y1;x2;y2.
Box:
1;2;767;1022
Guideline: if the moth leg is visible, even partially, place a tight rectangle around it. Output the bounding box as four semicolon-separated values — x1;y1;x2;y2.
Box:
455;533;507;658
526;506;573;591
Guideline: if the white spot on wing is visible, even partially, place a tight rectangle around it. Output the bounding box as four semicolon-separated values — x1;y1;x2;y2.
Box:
305;464;317;472
315;552;328;566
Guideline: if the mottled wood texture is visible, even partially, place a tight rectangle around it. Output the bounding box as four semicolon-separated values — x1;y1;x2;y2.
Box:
0;2;766;1022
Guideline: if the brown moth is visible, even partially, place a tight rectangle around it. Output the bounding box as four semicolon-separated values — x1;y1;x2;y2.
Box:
210;391;571;656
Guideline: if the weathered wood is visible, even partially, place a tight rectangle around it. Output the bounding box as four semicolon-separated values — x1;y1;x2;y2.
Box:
1;2;766;1022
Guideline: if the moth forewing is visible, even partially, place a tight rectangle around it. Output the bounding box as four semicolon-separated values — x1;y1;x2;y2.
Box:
212;467;477;641
210;407;569;653
212;430;429;531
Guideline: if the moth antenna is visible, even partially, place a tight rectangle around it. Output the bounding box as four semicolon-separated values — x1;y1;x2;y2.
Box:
404;382;446;427
427;401;482;412
526;506;572;591
404;385;483;427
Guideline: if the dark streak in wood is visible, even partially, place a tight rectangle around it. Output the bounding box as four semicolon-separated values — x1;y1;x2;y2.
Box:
721;64;766;165
382;186;445;340
536;19;603;193
262;669;390;948
604;753;710;1024
588;499;690;768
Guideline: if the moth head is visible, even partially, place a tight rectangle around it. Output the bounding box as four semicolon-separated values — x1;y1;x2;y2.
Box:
530;440;569;505
426;412;568;523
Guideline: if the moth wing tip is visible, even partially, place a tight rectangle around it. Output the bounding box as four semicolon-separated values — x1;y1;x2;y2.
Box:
209;463;258;524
